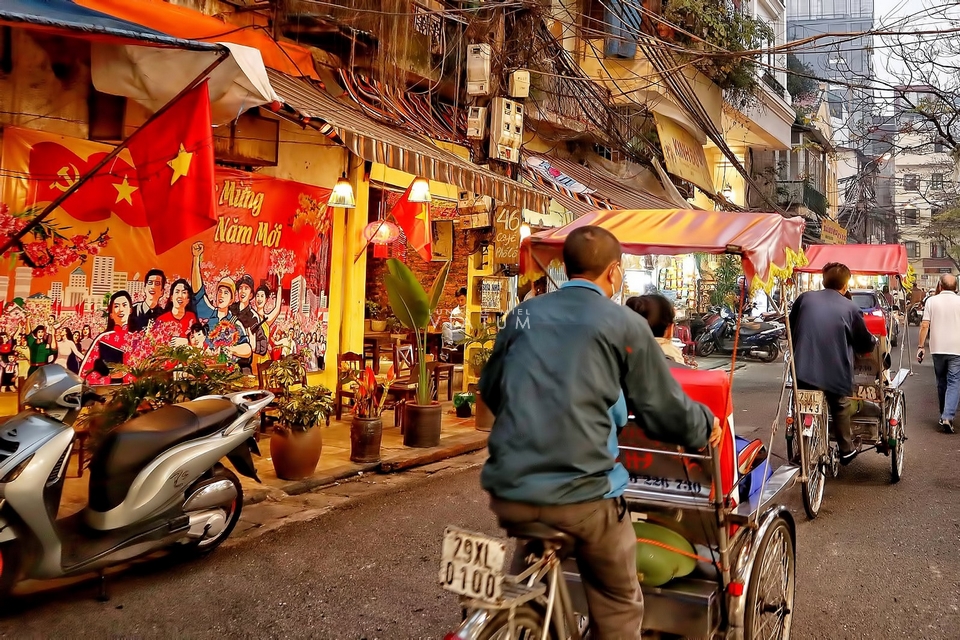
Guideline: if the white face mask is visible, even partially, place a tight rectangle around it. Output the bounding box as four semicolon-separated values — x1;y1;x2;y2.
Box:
610;263;625;302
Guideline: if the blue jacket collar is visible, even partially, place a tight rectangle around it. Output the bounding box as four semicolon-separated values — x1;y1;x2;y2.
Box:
561;280;606;296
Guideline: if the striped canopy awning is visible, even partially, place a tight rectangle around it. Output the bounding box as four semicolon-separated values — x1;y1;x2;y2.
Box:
267;70;549;214
0;0;218;48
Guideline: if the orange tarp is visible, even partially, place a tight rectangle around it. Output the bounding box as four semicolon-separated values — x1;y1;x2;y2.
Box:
75;0;319;80
796;244;908;276
520;209;805;287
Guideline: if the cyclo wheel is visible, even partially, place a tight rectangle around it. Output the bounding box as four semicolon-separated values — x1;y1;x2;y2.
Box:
743;516;796;639
475;604;558;640
800;411;827;519
890;392;906;484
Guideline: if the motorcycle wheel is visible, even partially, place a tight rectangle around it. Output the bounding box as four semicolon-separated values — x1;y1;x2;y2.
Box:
757;342;781;363
696;335;717;357
179;465;244;556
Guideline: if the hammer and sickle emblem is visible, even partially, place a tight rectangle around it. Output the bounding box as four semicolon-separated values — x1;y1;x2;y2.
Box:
49;164;79;192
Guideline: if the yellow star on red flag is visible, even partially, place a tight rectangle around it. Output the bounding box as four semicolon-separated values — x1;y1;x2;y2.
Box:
167;144;193;185
112;175;138;205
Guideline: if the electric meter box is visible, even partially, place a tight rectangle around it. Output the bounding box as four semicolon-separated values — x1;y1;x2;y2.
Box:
466;106;488;139
489;97;523;163
466;43;492;96
508;70;531;98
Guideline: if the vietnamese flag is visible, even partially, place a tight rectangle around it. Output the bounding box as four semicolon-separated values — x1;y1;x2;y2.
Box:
127;80;217;254
390;181;432;262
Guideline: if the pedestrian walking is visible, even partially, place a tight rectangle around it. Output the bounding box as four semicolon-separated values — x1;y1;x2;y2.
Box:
917;273;960;433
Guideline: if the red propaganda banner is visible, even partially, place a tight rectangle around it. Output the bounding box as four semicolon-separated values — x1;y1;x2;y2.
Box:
0;127;334;383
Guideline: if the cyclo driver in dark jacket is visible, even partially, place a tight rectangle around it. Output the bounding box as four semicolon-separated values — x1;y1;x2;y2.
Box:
479;226;721;640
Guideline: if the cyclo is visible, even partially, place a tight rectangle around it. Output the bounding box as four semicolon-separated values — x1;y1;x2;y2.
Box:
439;209;805;639
786;244;909;520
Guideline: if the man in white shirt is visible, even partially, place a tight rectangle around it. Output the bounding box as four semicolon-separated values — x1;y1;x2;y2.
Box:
918;273;960;433
523;277;547;302
443;287;468;347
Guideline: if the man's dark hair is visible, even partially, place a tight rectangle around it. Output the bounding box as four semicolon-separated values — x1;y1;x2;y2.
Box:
626;295;676;338
145;268;166;288
822;262;851;291
562;226;622;279
456;287;468;298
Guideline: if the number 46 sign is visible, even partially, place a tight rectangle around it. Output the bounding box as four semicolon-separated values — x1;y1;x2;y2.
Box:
492;206;522;270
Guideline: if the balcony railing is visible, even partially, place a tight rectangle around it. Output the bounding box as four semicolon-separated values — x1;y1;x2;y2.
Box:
778;181;828;217
762;71;787;101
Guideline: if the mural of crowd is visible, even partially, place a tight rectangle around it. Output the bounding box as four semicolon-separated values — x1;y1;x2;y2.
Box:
0;240;328;387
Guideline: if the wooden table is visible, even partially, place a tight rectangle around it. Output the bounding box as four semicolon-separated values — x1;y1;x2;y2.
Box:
363;332;401;374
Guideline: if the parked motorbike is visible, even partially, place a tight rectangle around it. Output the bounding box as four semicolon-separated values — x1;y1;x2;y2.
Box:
695;307;783;362
907;298;926;326
0;364;271;597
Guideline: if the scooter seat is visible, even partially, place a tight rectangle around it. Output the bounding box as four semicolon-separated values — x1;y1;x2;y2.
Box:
739;322;776;337
88;399;239;513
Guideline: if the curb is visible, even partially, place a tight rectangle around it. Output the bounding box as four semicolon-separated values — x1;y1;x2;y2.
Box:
379;431;489;473
241;430;489;504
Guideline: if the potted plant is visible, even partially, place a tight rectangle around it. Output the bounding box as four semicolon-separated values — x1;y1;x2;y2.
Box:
341;364;396;463
383;257;451;448
453;392;475;418
459;324;498;431
365;299;386;332
270;384;334;480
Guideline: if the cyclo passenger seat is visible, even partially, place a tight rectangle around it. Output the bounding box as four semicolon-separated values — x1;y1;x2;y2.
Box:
504;522;576;559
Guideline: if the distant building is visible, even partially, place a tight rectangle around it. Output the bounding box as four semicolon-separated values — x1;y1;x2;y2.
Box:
91;256;115;297
13;266;32;300
48;282;63;305
113;271;128;294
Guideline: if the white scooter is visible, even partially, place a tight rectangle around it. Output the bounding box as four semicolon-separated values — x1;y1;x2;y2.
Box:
0;364;271;598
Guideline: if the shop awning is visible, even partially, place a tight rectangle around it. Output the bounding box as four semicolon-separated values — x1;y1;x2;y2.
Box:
521;209;805;288
267;70;549;214
797;244;908;276
0;0;218;48
73;0;319;80
519;152;687;215
922;257;955;273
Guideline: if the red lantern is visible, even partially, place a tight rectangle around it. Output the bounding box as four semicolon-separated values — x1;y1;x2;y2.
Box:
363;220;400;259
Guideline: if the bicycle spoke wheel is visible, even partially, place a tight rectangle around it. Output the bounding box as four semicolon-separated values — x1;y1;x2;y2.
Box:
890;393;906;484
801;414;826;519
476;605;555;640
744;517;796;640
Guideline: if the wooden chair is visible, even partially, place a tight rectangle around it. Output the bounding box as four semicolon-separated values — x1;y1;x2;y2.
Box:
335;352;365;420
385;344;420;431
427;360;455;401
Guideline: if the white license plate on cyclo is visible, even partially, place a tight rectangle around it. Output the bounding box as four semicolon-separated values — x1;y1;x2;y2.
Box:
439;526;507;604
796;390;825;415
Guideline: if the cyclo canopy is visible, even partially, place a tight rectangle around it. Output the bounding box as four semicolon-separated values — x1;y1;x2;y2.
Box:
519;208;805;290
519;208;806;502
796;244;908;276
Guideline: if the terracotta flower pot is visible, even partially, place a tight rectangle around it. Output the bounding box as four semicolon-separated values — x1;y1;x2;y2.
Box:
350;416;383;463
475;391;494;432
403;402;443;448
270;425;323;480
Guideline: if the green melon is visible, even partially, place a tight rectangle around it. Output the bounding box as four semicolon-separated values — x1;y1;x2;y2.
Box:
633;522;697;587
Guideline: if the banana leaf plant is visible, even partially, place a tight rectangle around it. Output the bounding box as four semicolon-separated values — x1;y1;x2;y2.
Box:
383;258;451;406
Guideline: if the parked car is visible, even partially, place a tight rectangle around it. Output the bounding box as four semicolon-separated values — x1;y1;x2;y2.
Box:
850;289;900;347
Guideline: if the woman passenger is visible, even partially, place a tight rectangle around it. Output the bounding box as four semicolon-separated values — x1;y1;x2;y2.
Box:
626;294;688;368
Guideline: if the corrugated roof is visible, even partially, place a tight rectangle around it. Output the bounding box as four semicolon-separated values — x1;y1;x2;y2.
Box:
521;152;681;213
267;69;549;214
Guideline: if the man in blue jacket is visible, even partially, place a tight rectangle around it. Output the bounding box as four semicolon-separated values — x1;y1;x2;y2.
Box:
479;226;719;639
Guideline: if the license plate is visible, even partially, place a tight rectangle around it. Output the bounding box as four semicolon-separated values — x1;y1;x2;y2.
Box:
439;527;507;603
796;390;824;415
855;384;880;402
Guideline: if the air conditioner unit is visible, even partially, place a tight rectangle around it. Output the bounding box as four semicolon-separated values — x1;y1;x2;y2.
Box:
466;43;492;96
508;70;531;98
458;191;493;214
466;106;488;139
489;97;523;163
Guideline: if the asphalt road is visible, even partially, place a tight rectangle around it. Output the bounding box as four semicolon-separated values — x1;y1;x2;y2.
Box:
2;330;960;639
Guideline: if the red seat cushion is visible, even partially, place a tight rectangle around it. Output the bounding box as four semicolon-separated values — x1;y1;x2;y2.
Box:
669;368;736;501
863;313;887;336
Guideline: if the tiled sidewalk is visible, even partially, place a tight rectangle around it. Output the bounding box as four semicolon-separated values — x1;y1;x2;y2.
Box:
0;391;487;515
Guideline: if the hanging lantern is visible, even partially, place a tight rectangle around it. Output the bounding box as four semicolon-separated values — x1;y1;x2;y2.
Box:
363;220;400;259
